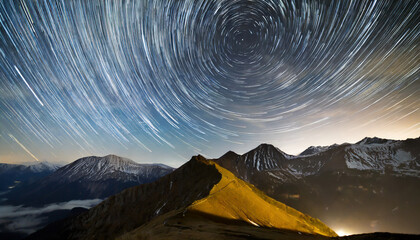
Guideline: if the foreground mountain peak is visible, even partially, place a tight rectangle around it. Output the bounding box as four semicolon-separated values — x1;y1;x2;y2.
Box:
188;157;337;237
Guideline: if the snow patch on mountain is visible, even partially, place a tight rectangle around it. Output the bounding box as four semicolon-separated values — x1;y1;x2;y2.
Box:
242;144;298;171
344;142;418;176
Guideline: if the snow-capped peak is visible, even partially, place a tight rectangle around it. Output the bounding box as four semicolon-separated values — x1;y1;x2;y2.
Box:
241;144;294;171
54;155;173;182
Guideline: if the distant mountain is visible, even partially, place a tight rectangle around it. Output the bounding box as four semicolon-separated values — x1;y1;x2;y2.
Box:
21;162;62;172
217;137;420;182
45;154;172;182
214;136;420;234
27;155;337;240
0;162;61;192
5;155;173;206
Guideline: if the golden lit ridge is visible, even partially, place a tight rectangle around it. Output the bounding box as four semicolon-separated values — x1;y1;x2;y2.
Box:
188;158;338;237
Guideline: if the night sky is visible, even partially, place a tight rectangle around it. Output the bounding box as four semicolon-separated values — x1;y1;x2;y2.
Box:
0;0;419;166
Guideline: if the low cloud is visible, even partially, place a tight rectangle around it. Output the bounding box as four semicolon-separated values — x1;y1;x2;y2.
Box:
0;199;102;234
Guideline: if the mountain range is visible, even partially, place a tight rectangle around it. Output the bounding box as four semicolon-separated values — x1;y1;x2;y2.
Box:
216;137;419;181
215;137;420;234
4;154;174;206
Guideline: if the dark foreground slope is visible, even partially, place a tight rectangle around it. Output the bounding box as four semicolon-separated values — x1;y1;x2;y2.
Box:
27;156;336;240
339;232;420;240
118;212;420;240
118;210;333;240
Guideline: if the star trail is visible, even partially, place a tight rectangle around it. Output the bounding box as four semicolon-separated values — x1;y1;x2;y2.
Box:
0;0;419;166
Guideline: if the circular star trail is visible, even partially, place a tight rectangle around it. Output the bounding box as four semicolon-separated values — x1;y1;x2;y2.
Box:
0;0;419;165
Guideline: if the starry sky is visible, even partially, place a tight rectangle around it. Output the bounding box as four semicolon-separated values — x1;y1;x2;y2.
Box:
0;0;419;166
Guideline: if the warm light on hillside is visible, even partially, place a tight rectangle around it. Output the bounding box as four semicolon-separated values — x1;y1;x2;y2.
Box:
188;159;338;237
335;229;353;236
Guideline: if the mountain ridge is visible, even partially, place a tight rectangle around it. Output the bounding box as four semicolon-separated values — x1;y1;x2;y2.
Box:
188;158;336;236
216;136;420;179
